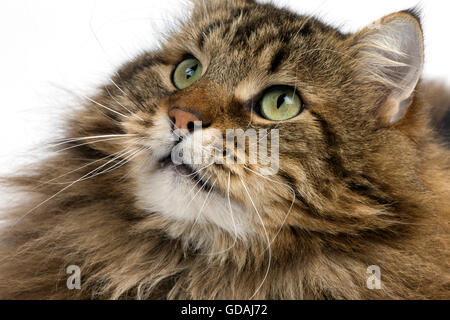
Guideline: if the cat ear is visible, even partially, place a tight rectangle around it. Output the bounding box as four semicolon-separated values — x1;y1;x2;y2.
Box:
351;10;424;124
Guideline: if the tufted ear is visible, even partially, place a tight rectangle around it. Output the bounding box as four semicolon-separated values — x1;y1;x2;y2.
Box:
351;10;424;124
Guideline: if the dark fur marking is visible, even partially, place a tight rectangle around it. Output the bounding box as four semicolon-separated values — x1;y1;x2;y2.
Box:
270;48;289;73
198;19;233;48
348;183;392;207
277;170;319;217
310;111;347;178
298;22;312;36
117;55;165;83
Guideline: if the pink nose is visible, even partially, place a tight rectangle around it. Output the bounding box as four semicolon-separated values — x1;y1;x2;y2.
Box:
169;108;201;132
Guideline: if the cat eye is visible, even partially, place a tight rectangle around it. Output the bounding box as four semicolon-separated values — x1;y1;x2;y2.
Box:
259;86;303;121
172;58;203;90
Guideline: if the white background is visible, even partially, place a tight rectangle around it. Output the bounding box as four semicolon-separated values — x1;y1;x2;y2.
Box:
0;0;449;176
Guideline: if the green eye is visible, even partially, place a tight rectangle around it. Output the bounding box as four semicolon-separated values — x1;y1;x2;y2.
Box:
260;86;303;121
173;58;203;90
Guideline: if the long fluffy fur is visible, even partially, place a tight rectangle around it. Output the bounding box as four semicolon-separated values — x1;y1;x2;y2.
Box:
0;0;449;300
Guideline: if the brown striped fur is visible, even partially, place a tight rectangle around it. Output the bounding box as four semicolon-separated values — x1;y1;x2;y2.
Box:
0;0;449;300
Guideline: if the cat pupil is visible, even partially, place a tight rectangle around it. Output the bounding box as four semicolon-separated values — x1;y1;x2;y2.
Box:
186;64;198;79
277;93;287;109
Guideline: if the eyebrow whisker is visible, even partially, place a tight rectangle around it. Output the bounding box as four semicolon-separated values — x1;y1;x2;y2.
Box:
105;85;145;121
79;93;130;119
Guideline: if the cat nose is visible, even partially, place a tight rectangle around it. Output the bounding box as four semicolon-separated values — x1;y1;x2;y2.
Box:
169;107;201;133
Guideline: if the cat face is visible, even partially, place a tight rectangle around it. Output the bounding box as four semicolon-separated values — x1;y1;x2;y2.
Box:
77;0;424;239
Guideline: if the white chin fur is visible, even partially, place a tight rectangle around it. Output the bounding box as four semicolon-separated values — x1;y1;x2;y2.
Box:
134;113;252;239
135;168;251;238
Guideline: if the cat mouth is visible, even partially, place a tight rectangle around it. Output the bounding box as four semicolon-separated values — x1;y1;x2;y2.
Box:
158;155;215;192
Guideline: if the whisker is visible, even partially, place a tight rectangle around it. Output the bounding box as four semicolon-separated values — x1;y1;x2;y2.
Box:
74;148;138;183
243;166;296;251
79;93;129;119
183;169;212;201
87;147;144;179
38;149;130;186
184;174;212;212
201;172;239;256
110;75;148;112
52;134;138;147
44;141;147;186
174;161;215;178
190;178;217;231
46;149;137;185
10;147;137;227
105;85;145;121
54;137;132;153
88;14;147;115
240;177;272;300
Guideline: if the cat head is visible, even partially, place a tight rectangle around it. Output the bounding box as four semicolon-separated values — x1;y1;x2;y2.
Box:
72;0;426;243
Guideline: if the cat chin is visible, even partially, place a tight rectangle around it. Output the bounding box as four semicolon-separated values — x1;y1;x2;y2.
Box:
134;166;253;239
130;112;253;238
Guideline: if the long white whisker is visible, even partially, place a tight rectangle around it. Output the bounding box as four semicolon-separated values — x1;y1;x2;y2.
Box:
51;134;138;147
11;147;136;227
110;76;148;112
202;172;239;256
190;178;217;231
105;84;145;121
88;148;144;178
183;169;212;202
74;148;138;183
79;93;129;119
39;149;130;186
109;78;134;102
44;148;137;186
54;137;132;153
240;177;271;300
184;174;212;211
174;161;215;178
243;166;296;250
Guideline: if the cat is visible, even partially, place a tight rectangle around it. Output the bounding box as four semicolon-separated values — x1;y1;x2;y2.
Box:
0;0;449;300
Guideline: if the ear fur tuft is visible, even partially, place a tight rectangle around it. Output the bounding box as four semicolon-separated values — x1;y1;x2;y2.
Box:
352;10;424;124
